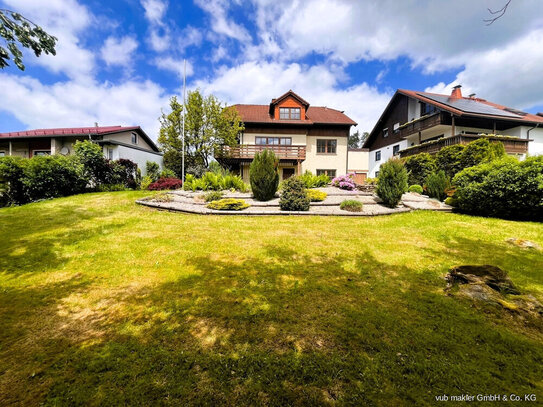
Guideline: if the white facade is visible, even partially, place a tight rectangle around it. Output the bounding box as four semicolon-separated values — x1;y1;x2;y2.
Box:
368;140;408;178
102;144;163;175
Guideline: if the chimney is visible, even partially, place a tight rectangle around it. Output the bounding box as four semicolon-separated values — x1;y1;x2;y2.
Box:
450;85;462;99
468;93;476;99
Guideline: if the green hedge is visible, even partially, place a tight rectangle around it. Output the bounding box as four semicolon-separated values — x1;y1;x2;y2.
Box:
453;156;543;220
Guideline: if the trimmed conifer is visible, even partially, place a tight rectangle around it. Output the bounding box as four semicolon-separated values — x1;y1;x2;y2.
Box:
376;158;408;208
249;149;279;201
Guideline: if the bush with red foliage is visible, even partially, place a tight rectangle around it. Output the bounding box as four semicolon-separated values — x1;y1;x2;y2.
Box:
147;177;183;191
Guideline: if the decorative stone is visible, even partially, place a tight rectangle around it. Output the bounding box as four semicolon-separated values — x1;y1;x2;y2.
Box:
506;238;541;250
446;265;520;295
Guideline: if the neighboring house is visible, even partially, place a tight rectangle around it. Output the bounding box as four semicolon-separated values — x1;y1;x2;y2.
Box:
0;126;163;175
363;86;543;177
217;90;368;183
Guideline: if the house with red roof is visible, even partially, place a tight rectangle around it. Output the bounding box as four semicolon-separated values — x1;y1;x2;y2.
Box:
0;125;163;175
363;85;543;177
218;90;367;183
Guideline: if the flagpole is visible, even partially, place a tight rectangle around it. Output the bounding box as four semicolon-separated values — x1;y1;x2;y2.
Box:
182;59;186;183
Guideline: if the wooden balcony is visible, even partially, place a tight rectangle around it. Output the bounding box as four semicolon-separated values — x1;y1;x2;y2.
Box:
399;134;530;157
398;112;447;138
216;144;306;164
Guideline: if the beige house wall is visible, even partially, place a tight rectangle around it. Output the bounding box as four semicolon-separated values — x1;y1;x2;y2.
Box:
302;135;348;175
347;150;369;172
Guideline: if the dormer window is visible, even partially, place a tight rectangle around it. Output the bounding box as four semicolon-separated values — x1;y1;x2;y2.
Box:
279;107;301;120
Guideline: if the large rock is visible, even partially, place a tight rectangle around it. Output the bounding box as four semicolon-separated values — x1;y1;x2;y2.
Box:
447;265;520;295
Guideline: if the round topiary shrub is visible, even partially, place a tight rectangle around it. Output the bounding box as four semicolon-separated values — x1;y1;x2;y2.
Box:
408;184;423;194
250;150;279;201
376;158;408;208
340;199;363;212
279;177;310;211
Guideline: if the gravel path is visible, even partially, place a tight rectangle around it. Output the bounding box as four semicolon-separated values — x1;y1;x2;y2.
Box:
137;189;452;216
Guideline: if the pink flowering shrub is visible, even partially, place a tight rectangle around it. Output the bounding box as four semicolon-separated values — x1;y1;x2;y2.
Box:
331;174;356;190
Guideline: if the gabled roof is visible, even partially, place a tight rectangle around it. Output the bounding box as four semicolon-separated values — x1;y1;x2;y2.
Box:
235;105;357;126
270;89;310;109
0;125;160;152
362;89;543;148
398;89;543;123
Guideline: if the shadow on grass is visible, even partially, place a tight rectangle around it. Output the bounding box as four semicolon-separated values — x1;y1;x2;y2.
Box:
0;201;129;276
4;245;540;406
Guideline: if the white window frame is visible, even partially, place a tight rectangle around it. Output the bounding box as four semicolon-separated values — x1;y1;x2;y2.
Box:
107;148;114;160
0;151;5;157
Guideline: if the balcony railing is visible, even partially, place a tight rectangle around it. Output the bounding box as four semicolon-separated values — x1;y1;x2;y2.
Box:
399;134;530;157
217;144;306;161
398;112;446;138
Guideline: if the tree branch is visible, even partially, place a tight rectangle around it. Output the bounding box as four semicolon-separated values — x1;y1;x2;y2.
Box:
483;0;512;25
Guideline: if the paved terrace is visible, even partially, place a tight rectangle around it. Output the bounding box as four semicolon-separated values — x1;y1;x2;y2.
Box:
137;186;452;216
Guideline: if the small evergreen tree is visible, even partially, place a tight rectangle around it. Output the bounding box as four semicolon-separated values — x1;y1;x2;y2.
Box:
249;150;279;201
145;161;160;181
425;170;449;201
436;144;465;178
279;177;310;211
376;158;408;208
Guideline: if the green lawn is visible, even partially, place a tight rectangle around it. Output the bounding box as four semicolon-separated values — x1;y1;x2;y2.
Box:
1;191;542;406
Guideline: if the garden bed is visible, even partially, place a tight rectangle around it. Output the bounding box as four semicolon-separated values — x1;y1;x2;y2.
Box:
137;188;451;216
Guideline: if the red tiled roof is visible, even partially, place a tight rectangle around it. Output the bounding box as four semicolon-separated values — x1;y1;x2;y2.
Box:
398;89;543;124
233;104;357;126
0;125;160;152
0;125;140;138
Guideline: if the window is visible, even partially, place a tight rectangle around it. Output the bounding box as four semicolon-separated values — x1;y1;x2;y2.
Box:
255;137;291;145
317;139;337;154
131;132;138;144
375;151;381;161
393;123;400;133
375;171;379;177
107;148;114;160
317;169;336;178
0;151;5;157
383;128;389;138
33;150;51;156
393;145;400;156
279;107;301;120
420;102;437;116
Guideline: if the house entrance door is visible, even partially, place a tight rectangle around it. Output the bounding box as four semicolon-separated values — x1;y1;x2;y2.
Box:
282;168;295;179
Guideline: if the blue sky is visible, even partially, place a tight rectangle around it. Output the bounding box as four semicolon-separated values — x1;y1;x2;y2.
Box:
1;0;543;139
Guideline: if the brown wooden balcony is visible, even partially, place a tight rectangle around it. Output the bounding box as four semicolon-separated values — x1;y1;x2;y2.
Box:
399;134;530;157
216;144;306;164
398;112;448;138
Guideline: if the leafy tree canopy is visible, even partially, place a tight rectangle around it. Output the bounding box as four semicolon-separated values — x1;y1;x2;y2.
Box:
158;90;244;176
348;131;369;149
0;9;57;70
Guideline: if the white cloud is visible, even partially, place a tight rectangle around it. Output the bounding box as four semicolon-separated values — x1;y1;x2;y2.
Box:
1;0;95;79
154;57;194;78
194;0;251;42
100;36;139;67
0;73;170;140
425;28;543;109
141;0;168;25
249;0;543;69
194;61;392;132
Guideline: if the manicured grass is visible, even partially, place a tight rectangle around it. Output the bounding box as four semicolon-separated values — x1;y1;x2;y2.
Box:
1;191;542;406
